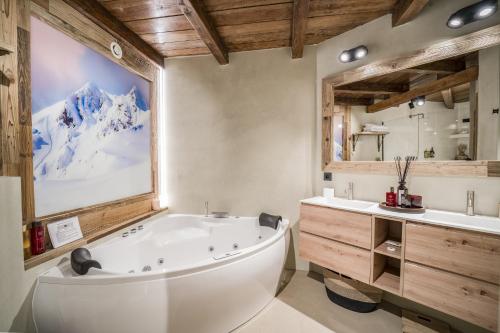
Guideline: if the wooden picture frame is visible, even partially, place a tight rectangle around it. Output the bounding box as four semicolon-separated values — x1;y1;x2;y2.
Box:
13;0;165;269
322;24;500;177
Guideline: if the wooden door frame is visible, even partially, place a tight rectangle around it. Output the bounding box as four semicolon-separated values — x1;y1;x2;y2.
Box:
321;24;500;177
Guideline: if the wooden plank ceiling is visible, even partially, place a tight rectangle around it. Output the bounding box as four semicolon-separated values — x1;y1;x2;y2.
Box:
334;55;473;111
96;0;425;63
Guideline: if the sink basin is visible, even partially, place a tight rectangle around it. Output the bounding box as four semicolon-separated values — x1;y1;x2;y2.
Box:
422;211;500;230
324;197;376;210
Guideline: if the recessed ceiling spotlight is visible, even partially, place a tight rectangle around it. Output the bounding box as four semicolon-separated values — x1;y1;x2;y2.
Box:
354;46;368;60
411;96;426;107
447;0;498;29
339;45;368;63
448;17;464;28
478;5;495;17
339;51;351;63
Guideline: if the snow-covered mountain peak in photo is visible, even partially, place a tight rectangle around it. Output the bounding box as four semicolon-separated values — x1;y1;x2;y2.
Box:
32;82;150;182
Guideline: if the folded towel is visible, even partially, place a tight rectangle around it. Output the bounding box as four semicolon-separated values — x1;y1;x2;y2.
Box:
259;213;282;229
363;124;389;132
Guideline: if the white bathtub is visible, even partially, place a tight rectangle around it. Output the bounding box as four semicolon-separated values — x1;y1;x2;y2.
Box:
33;214;289;333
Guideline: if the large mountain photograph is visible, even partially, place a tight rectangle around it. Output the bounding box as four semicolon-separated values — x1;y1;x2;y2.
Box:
31;17;152;217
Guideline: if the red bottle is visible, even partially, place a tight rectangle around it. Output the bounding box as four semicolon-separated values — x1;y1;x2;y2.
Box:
30;221;45;255
386;187;397;207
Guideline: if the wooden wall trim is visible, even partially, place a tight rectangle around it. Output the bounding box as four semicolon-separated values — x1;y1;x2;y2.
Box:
32;0;157;82
18;0;35;224
6;0;164;269
0;0;20;177
324;24;500;87
321;25;500;176
60;0;164;67
325;161;500;178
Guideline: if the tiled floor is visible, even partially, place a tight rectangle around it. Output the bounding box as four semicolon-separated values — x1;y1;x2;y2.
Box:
233;271;402;333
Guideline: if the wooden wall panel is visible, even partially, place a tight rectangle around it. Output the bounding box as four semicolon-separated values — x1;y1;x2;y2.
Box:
13;0;164;268
0;0;20;177
32;0;157;81
17;0;35;224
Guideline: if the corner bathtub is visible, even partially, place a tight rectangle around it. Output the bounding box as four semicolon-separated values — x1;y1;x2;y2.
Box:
33;214;289;333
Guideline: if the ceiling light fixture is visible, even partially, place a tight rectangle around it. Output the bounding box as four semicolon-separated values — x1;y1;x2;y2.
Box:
410;96;426;107
339;45;368;63
447;0;498;29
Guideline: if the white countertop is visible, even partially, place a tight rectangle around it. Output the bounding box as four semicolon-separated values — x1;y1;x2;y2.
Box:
301;196;500;236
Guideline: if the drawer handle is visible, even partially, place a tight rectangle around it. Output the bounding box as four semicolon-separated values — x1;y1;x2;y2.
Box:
480;290;487;296
461;239;468;245
461;287;469;295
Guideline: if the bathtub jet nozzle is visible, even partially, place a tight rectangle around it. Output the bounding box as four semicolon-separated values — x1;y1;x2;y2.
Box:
71;248;102;275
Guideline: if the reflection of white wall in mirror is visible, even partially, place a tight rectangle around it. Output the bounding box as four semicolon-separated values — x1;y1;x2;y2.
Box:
478;45;500;160
350;102;461;161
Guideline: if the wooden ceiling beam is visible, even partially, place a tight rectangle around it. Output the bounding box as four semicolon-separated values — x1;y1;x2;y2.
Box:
335;96;375;106
367;67;478;113
392;0;429;27
61;0;165;66
291;0;310;59
335;82;409;95
178;0;228;65
441;88;454;109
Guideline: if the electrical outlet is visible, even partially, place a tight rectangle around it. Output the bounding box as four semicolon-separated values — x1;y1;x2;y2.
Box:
323;172;332;181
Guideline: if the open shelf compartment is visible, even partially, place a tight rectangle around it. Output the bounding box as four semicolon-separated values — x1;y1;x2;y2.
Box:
373;216;403;259
371;216;405;295
372;253;401;294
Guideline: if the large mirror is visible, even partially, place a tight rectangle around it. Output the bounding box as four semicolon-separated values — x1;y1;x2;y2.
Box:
331;46;500;163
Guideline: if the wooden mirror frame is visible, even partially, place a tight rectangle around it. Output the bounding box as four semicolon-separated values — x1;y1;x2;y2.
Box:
322;24;500;178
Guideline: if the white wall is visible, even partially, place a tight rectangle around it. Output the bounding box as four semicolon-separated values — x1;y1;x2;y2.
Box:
350;102;461;161
316;0;500;216
0;177;61;332
478;46;500;160
164;47;317;270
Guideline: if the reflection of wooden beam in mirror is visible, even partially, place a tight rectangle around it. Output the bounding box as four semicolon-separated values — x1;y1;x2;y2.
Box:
441;88;454;109
367;67;478;113
335;96;374;106
392;0;429;27
336;82;409;95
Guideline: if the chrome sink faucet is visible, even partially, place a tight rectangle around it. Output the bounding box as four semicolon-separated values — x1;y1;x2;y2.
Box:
205;201;209;217
347;182;354;200
466;191;474;216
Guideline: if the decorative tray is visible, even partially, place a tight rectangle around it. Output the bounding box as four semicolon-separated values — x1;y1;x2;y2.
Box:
379;202;426;214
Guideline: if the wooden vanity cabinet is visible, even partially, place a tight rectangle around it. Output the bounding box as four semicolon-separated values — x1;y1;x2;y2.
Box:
405;222;500;284
404;262;499;332
300;204;372;249
299;203;500;332
299;232;371;283
299;204;372;283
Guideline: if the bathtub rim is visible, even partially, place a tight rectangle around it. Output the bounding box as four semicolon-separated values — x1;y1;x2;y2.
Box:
37;214;290;285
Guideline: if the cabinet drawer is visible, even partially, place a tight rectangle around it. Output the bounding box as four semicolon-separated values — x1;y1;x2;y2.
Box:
404;262;498;332
299;204;372;249
299;232;371;283
405;222;500;284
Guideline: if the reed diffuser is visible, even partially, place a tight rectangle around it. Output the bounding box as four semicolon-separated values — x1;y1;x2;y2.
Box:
394;156;416;206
